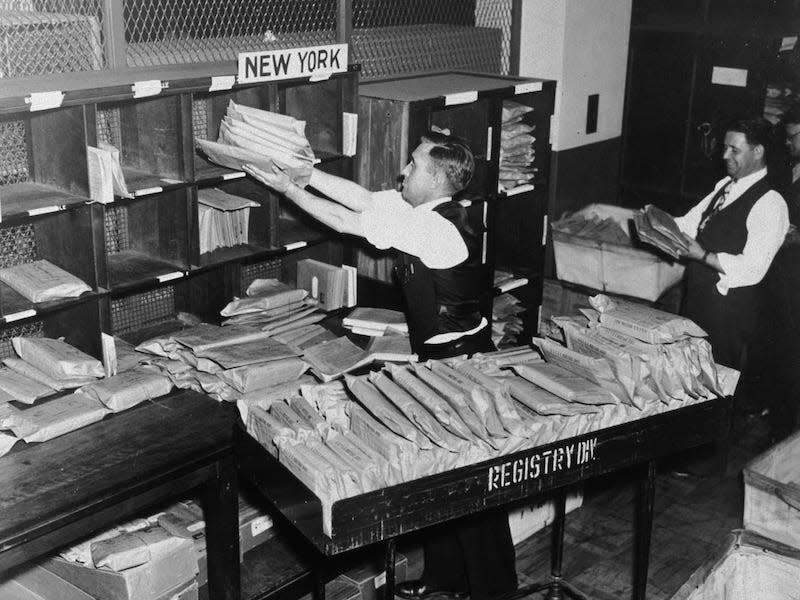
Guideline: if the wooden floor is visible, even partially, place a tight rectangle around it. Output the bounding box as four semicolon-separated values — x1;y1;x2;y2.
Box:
399;411;775;600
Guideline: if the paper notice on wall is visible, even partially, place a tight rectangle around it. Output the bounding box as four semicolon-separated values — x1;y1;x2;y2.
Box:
711;66;748;87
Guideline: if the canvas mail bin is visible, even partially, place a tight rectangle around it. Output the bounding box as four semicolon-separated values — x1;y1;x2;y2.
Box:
743;430;800;550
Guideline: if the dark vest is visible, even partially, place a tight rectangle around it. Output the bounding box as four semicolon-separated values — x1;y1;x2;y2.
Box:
682;177;773;368
394;200;487;353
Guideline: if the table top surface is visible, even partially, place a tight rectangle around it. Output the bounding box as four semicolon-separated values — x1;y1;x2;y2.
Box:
0;390;237;557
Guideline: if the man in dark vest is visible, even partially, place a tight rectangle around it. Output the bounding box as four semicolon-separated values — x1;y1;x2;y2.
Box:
675;118;788;373
244;131;517;600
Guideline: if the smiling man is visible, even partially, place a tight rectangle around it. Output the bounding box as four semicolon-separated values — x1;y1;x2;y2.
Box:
674;118;789;371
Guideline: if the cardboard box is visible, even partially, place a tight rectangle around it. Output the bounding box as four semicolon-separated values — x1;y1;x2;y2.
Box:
1;564;198;600
341;553;408;600
552;204;684;302
670;529;800;599
42;538;197;600
743;430;800;550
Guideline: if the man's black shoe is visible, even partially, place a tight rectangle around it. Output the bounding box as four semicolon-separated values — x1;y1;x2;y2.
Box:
396;580;469;600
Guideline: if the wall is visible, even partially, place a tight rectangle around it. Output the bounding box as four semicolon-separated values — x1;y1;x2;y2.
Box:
517;0;632;274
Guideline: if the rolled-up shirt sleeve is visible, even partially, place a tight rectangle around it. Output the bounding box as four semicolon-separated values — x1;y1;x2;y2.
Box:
715;192;789;293
360;191;468;269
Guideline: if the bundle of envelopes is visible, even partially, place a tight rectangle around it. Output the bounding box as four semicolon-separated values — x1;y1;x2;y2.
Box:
633;204;689;259
198;187;259;254
134;320;313;404
0;337;173;454
220;278;335;348
0;259;91;303
550;212;631;245
536;293;728;409
196;101;316;186
499;100;537;191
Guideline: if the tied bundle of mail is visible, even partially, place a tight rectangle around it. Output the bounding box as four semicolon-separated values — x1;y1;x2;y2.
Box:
197;101;316;187
0;259;91;303
135;320;309;403
220;278;333;351
633;205;689;260
529;294;726;410
499;100;537;191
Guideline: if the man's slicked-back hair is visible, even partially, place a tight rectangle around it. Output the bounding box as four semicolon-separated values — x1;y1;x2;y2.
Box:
728;118;774;162
420;130;475;193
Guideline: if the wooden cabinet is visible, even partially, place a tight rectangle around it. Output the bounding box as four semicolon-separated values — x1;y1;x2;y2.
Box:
621;2;798;213
0;66;359;352
355;71;555;337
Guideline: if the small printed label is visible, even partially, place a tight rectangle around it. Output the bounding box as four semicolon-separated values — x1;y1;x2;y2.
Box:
133;186;163;197
711;66;748;87
250;516;273;536
28;205;64;216
515;81;542;94
209;75;236;91
222;171;246;180
781;36;798;52
5;309;37;323
444;90;478;106
375;572;387;588
486;126;493;161
132;80;163;98
497;278;528;293
27;91;65;112
239;43;348;84
542;215;548;245
284;241;308;251
309;72;332;82
157;271;184;283
187;521;206;533
487;437;598;491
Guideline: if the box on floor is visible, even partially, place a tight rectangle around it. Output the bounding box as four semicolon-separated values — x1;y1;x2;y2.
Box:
0;564;198;600
743;429;800;549
671;530;800;600
41;538;197;600
341;553;408;600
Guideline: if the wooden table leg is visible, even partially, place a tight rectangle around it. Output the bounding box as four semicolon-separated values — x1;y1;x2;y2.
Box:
633;460;656;600
202;452;242;600
384;538;396;600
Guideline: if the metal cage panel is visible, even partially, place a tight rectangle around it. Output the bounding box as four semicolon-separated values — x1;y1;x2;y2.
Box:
240;258;282;292
110;285;176;335
124;0;338;67
0;321;43;359
0;223;38;268
0;0;105;78
0;118;29;186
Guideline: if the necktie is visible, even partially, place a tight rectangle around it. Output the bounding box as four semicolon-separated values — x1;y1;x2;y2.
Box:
698;179;733;232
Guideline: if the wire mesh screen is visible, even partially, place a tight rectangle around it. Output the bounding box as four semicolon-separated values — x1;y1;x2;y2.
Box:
125;0;337;67
351;0;511;80
111;286;176;335
104;205;130;254
241;258;282;292
0;321;43;359
96;106;122;148
0;0;105;78
0;118;29;185
191;97;208;144
0;224;38;268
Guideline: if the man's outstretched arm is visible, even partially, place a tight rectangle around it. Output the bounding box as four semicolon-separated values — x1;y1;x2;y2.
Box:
244;163;365;237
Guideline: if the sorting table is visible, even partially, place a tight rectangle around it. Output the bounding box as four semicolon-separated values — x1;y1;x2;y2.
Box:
237;394;733;600
0;390;241;600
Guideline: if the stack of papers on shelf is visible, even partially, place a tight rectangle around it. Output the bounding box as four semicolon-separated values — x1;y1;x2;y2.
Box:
633;205;689;260
0;259;91;303
342;307;408;336
499;100;537;192
196;101;316;186
197;188;259;254
87;141;132;202
296;259;357;312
